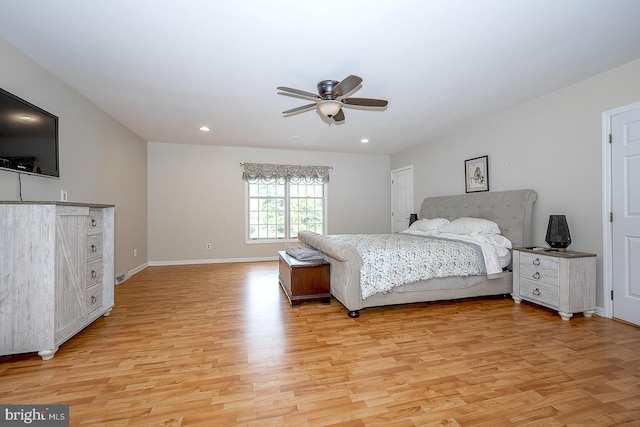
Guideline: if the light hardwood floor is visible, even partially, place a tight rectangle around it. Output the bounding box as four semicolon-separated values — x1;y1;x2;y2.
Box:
1;262;639;426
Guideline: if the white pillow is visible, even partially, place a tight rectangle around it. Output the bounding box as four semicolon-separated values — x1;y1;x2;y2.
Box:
438;217;501;236
409;218;449;232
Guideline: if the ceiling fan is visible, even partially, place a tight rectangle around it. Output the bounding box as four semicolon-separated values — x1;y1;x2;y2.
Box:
277;75;388;123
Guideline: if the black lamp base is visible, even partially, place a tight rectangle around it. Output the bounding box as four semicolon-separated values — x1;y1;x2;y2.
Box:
546;215;571;252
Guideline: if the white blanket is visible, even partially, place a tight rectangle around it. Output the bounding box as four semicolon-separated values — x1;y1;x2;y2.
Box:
332;234;490;299
403;229;511;277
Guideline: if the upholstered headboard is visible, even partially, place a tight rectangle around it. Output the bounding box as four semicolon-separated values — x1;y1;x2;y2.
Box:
418;189;537;248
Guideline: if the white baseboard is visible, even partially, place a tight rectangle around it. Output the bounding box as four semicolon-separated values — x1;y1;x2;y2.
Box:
115;258;277;284
114;262;149;285
594;306;609;318
129;262;148;276
147;256;278;267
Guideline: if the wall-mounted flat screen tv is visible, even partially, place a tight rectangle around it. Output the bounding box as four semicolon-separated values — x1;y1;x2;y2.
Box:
0;87;59;178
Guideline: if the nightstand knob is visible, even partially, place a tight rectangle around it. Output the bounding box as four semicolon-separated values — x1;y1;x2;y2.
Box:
533;288;541;296
533;272;540;280
532;258;540;265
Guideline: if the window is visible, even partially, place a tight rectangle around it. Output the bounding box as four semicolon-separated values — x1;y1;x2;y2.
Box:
289;181;324;237
247;179;325;241
242;163;330;242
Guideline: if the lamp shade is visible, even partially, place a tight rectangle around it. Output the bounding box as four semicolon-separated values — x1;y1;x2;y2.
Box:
317;100;342;117
545;215;571;251
409;213;418;226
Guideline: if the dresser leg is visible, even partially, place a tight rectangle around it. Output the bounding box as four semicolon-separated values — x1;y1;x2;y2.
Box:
38;347;59;361
512;294;522;304
583;310;595;318
558;311;573;321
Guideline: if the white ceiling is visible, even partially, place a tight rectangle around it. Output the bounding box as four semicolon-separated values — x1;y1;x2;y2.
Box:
1;1;640;155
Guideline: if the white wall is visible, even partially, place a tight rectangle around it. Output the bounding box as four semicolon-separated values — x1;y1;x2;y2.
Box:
148;142;391;263
391;58;640;310
0;37;148;278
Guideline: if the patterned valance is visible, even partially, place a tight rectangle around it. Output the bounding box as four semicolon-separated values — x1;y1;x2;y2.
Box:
241;163;331;184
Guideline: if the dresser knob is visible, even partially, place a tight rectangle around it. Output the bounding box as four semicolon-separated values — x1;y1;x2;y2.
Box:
533;258;540;265
533;288;541;296
91;244;97;253
91;295;97;304
91;218;97;227
91;270;97;279
533;271;540;280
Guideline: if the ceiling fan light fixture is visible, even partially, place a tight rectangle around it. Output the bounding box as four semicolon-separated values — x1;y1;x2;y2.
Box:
316;100;342;117
278;76;387;123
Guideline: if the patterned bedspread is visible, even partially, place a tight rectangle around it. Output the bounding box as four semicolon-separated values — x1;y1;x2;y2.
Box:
332;234;486;299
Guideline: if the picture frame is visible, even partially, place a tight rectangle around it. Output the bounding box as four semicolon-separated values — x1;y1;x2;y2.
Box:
465;155;489;193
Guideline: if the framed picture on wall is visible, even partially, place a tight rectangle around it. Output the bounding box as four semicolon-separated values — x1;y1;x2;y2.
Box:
465;155;489;193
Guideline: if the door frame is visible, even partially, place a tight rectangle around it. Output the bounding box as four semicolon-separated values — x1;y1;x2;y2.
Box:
601;100;640;319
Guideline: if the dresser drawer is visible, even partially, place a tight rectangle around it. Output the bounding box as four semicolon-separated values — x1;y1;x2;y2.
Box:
86;287;103;313
519;278;559;307
87;209;104;235
87;259;103;287
87;234;103;260
519;252;558;285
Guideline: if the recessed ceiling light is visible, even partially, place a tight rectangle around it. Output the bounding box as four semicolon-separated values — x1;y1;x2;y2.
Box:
19;115;35;121
199;126;210;132
360;138;370;144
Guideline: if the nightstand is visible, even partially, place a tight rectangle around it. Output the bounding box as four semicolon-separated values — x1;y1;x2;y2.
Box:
511;247;596;320
278;251;330;307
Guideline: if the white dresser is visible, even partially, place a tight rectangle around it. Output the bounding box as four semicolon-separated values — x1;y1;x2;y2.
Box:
0;202;115;360
511;247;596;320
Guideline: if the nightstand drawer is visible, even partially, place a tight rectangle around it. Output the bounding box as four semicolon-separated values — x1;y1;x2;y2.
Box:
519;278;559;307
519;252;558;285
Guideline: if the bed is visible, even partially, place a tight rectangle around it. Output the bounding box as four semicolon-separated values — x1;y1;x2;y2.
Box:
297;189;537;317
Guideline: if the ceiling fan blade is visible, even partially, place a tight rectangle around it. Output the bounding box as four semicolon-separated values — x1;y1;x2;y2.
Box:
277;86;321;100
342;97;388;107
332;109;345;122
331;75;363;98
283;103;317;115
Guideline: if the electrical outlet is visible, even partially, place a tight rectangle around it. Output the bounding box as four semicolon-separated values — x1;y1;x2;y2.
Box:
133;249;137;257
206;243;212;250
60;190;67;202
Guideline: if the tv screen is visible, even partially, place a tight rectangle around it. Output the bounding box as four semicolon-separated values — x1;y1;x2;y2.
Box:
0;88;59;178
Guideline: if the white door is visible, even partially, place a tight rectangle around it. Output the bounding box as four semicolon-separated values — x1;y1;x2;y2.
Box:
611;106;640;325
391;166;413;233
